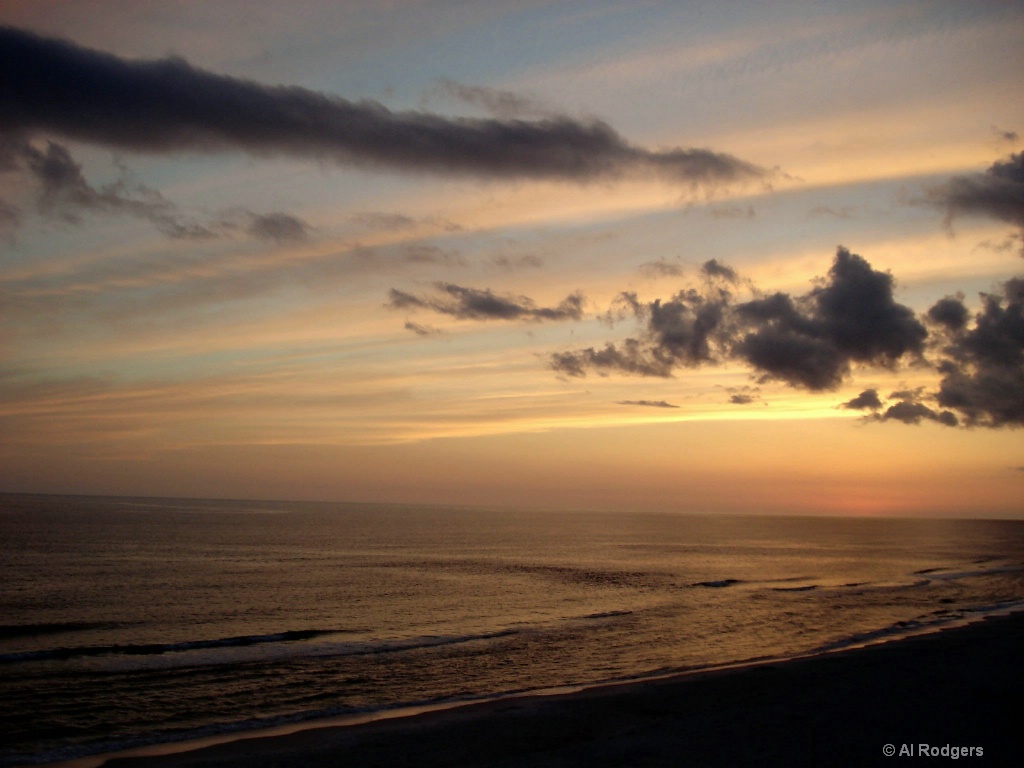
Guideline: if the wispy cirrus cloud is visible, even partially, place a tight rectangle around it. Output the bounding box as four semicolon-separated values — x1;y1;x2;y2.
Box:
404;321;444;337
4;136;214;238
491;253;544;271
431;78;552;119
616;399;679;408
350;211;461;233
0;25;765;187
1;135;312;242
638;257;684;278
388;283;585;322
400;244;465;266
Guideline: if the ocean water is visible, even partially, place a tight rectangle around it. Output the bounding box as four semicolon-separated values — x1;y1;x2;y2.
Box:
2;494;1024;767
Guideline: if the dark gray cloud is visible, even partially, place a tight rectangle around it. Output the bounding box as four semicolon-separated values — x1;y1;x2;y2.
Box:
840;387;956;426
3;136;312;242
616;400;679;408
700;258;740;283
724;385;760;405
926;295;969;331
841;388;883;410
870;399;958;427
550;246;1022;429
736;248;928;389
551;340;674;378
552;247;927;392
14;137;216;237
929;278;1024;427
552;283;733;378
647;292;734;365
560;278;737;377
929;153;1024;230
0;26;764;187
388;283;585;322
735;325;843;390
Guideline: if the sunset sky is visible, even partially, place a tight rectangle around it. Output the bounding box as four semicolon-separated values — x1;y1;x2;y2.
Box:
2;1;1022;517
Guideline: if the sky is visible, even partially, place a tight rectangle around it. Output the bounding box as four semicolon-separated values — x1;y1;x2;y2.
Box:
1;0;1022;517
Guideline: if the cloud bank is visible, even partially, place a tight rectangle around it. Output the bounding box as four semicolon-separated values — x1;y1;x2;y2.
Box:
735;249;927;390
552;247;1023;429
0;25;763;186
553;248;926;390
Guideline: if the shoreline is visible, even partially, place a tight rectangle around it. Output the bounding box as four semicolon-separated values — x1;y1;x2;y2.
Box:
38;610;1024;768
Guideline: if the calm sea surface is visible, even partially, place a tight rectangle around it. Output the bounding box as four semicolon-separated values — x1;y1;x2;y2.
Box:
2;494;1024;766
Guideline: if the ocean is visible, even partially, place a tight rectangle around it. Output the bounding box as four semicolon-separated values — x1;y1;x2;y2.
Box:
2;494;1023;767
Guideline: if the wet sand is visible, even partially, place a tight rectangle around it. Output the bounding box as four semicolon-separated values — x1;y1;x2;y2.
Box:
102;613;1023;768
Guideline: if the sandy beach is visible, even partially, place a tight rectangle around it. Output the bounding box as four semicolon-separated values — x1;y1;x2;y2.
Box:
93;613;1023;768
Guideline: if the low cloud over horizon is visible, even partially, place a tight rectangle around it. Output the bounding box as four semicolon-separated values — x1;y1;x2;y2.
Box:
551;247;1023;429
